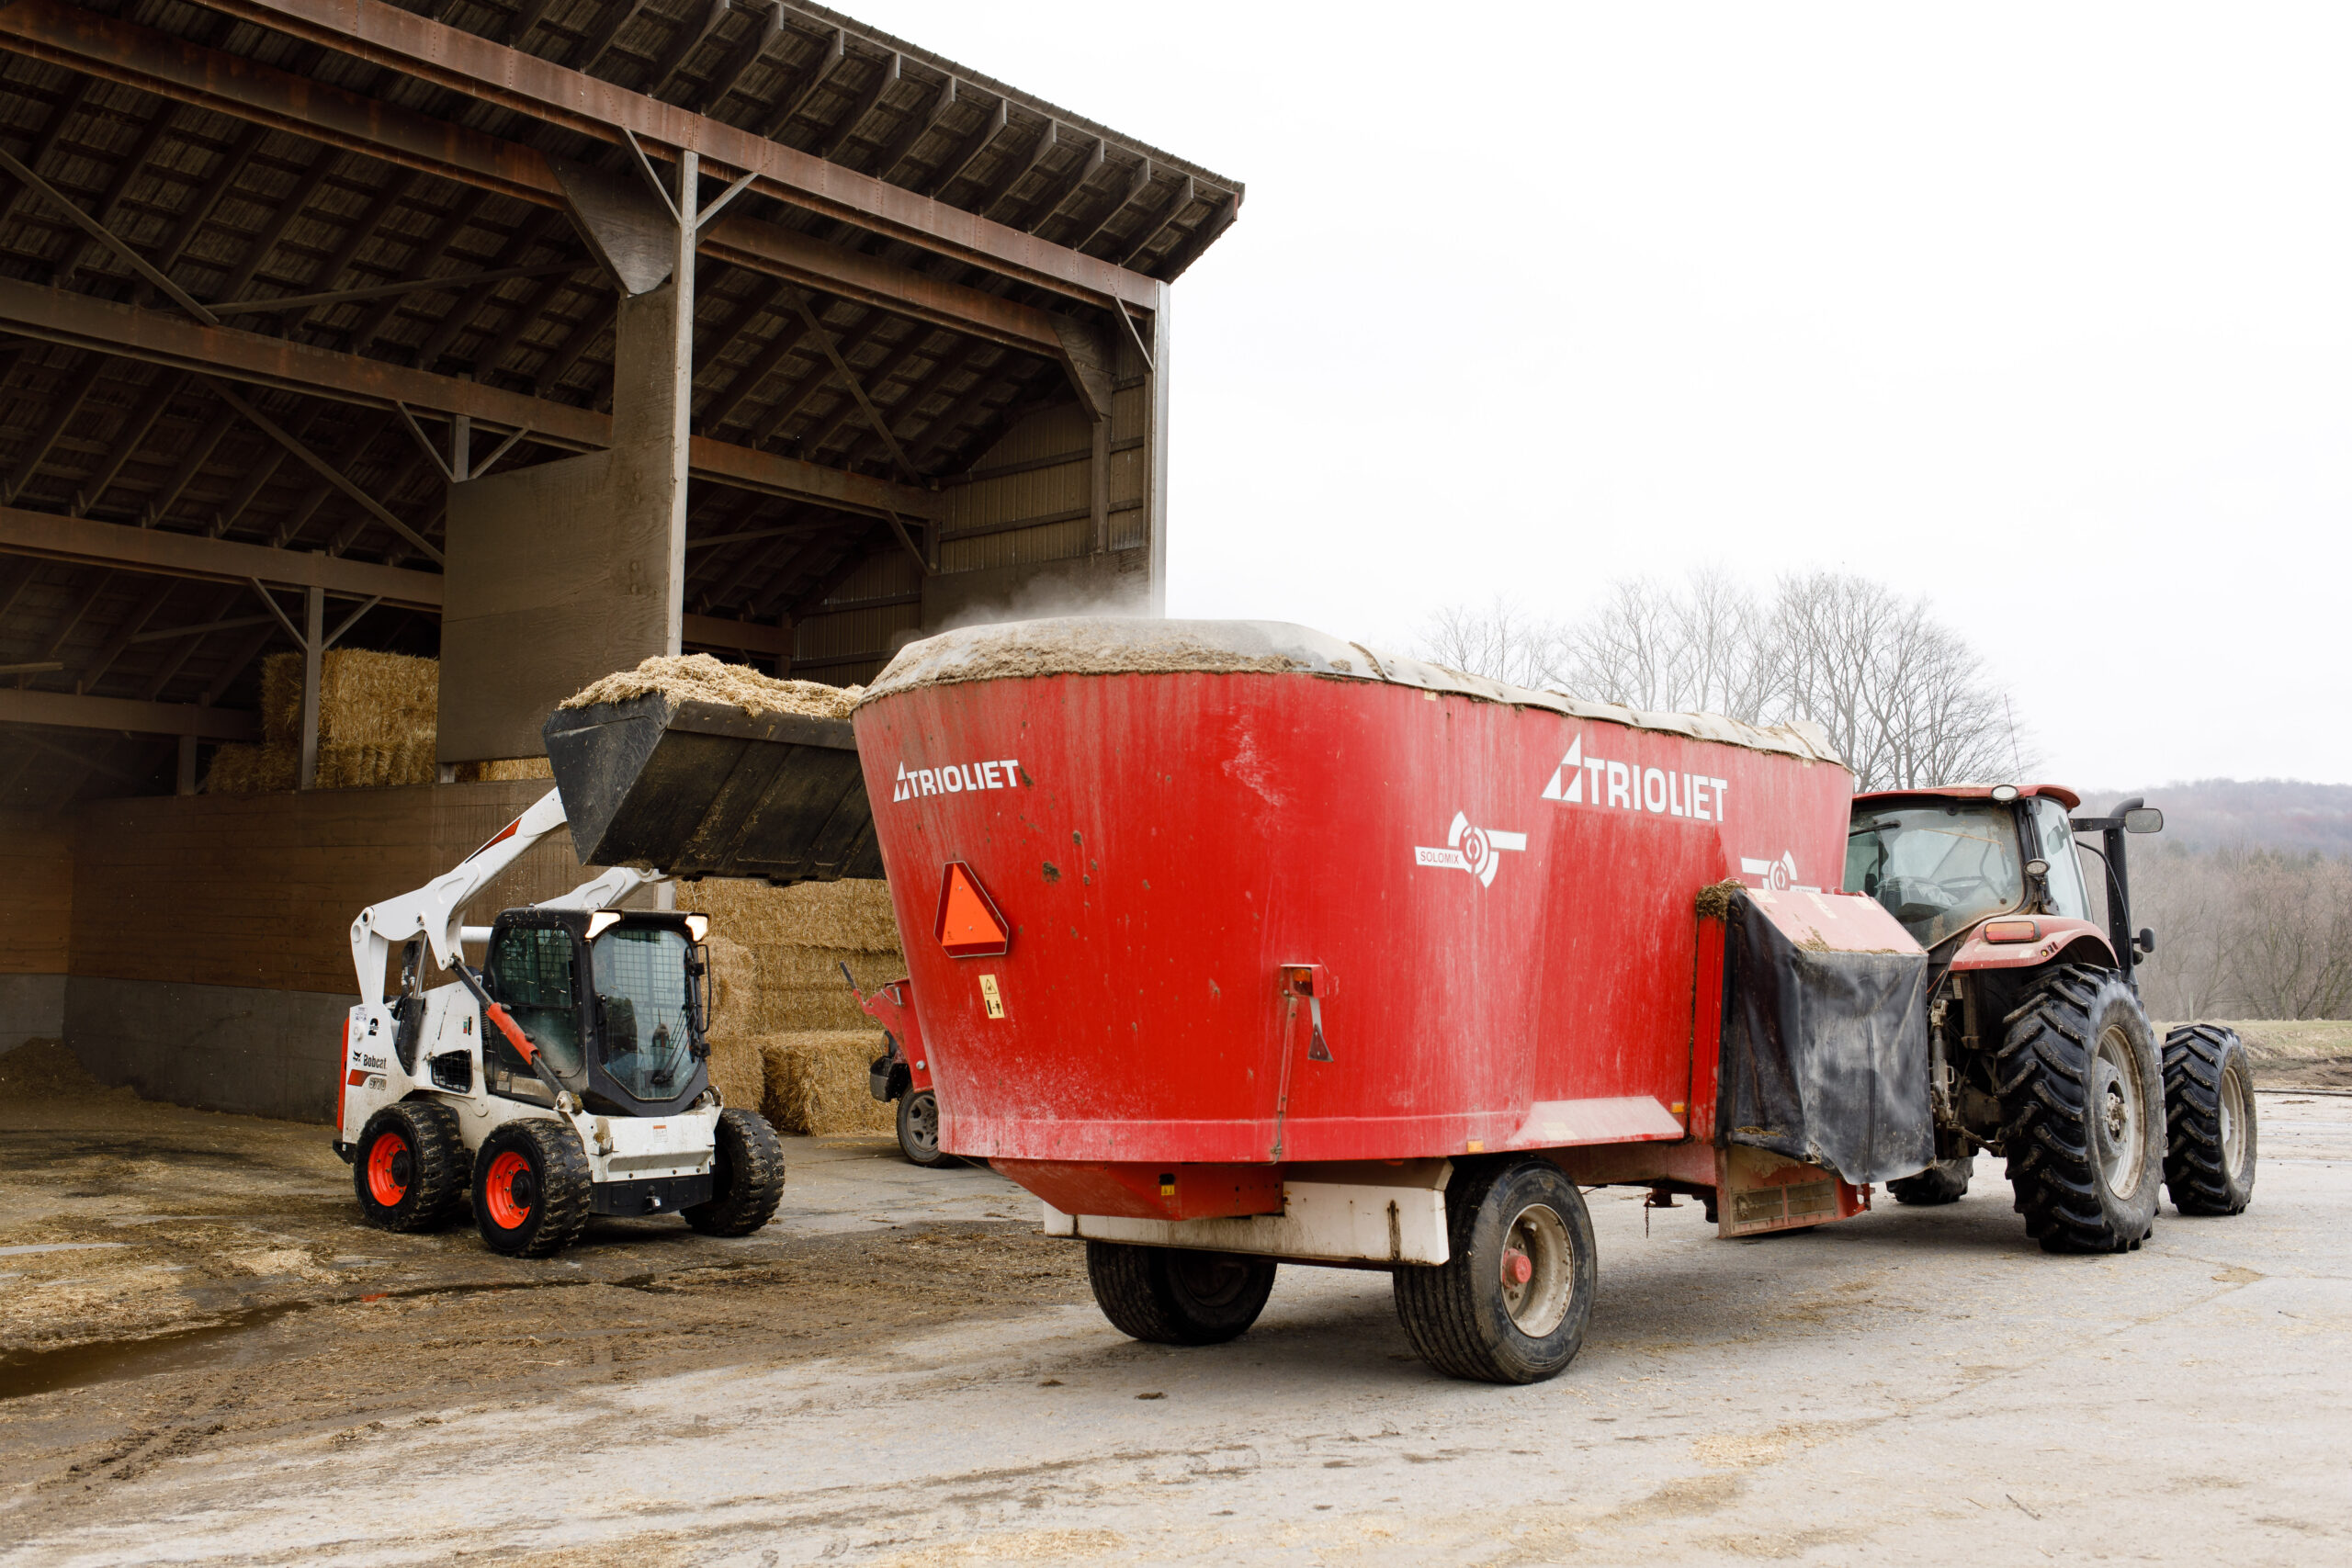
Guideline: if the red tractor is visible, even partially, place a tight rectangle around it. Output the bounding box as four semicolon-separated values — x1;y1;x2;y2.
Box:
1846;785;2256;1246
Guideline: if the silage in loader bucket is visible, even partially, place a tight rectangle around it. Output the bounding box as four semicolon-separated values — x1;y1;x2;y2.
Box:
541;693;880;884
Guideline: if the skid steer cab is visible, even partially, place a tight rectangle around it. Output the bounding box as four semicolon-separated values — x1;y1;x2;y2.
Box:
1847;785;2256;1248
336;789;786;1258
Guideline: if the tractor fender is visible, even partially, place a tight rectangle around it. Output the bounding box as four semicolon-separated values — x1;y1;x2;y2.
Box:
1944;917;2116;975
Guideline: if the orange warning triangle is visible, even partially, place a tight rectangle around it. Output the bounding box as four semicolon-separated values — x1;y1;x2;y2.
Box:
935;863;1009;956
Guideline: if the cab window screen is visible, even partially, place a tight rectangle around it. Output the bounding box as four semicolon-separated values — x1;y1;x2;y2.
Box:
486;926;583;1082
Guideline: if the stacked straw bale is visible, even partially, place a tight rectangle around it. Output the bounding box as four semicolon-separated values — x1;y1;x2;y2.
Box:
207;649;442;793
694;879;908;1136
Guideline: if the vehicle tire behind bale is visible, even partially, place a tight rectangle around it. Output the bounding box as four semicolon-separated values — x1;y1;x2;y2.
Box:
352;1100;468;1232
1392;1158;1597;1384
1086;1243;1276;1346
1996;964;2164;1255
472;1118;593;1258
1888;1157;1973;1206
684;1107;787;1236
2163;1024;2257;1216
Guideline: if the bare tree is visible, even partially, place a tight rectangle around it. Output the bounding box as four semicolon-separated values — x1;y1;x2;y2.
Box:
1421;569;2029;793
1416;596;1566;690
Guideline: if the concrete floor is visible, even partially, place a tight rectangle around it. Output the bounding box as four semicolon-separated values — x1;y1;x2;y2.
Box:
3;1091;2346;1566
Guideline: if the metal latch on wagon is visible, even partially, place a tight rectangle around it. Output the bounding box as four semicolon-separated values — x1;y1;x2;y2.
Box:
1281;963;1336;1063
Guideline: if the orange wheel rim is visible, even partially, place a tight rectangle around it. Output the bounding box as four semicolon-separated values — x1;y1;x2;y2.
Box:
484;1148;534;1230
366;1132;411;1206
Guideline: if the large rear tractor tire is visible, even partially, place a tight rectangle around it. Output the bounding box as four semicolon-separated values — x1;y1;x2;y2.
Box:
2163;1024;2258;1216
1996;964;2164;1255
471;1118;593;1258
897;1088;953;1168
684;1107;787;1236
352;1100;468;1232
1086;1243;1276;1346
1887;1157;1973;1206
1393;1158;1597;1384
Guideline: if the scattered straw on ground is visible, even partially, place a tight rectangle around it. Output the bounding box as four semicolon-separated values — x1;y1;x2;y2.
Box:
0;1040;131;1100
560;653;861;720
865;617;1304;699
753;1031;895;1135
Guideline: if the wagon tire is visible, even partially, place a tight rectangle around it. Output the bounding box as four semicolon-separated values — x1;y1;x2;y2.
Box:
2163;1025;2257;1216
352;1100;468;1233
1085;1243;1276;1347
1393;1158;1597;1384
471;1118;593;1258
1887;1157;1973;1206
1996;964;2164;1255
683;1107;786;1236
897;1089;953;1168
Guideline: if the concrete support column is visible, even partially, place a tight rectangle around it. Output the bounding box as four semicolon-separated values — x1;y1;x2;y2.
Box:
436;151;698;761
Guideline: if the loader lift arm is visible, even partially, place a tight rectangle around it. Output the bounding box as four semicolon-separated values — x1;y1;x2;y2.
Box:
346;786;662;1006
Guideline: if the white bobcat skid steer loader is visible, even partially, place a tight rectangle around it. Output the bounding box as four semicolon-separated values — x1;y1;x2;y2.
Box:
335;788;786;1258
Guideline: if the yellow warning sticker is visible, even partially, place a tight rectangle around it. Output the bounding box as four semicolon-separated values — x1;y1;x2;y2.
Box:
978;974;1005;1020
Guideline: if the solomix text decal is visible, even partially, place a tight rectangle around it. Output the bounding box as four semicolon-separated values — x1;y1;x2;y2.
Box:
1540;734;1729;821
894;758;1022;803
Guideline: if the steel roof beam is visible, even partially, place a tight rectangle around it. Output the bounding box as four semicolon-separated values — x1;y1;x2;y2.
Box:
0;278;941;522
186;0;1160;308
0;0;1069;356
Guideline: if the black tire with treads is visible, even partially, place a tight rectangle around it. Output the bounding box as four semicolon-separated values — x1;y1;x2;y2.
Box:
1887;1157;1973;1206
352;1100;468;1232
1996;964;2163;1255
471;1118;593;1258
2163;1024;2257;1216
1391;1158;1596;1384
1085;1243;1276;1346
683;1107;787;1235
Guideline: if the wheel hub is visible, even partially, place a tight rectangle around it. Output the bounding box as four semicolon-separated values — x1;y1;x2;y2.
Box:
2090;1026;2147;1198
1498;1203;1573;1337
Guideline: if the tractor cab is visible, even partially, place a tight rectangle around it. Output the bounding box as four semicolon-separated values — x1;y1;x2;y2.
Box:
478;908;714;1117
1846;784;2159;976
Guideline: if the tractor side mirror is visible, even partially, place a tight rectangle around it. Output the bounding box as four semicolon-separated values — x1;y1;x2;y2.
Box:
2136;928;2156;955
2123;807;2163;834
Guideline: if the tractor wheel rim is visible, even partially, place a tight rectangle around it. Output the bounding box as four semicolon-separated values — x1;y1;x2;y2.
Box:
485;1149;535;1230
2091;1026;2146;1198
1169;1251;1256;1313
1499;1201;1573;1337
907;1093;939;1153
367;1133;411;1206
2220;1058;2250;1174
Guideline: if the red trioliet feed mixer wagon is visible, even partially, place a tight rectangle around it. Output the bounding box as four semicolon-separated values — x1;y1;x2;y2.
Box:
848;618;1965;1383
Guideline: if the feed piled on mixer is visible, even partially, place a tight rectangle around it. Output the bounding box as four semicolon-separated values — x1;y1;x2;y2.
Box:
865;616;1307;697
755;1031;896;1135
560;653;862;720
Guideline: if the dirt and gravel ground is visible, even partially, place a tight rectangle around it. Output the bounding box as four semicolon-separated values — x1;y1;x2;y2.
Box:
3;1074;2347;1566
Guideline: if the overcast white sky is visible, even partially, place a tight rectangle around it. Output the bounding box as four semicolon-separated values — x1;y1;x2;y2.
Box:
861;2;2351;789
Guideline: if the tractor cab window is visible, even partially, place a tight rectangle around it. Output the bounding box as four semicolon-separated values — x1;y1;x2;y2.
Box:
484;924;586;1091
589;924;697;1104
2031;797;2095;921
1847;802;2025;948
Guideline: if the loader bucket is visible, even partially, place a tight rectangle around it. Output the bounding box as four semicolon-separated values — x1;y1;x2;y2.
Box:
540;694;879;884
